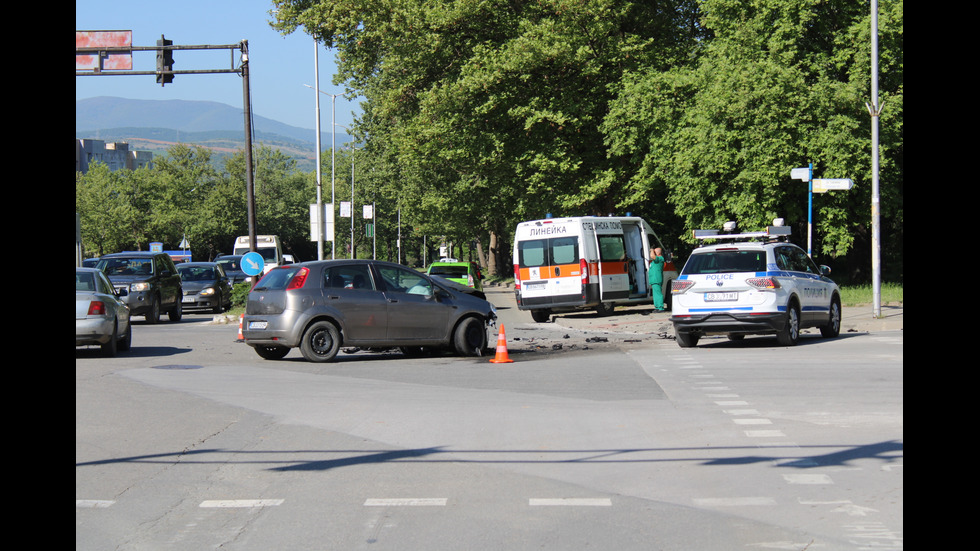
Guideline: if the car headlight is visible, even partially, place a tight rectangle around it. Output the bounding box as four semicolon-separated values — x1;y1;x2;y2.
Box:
131;282;151;292
199;287;216;296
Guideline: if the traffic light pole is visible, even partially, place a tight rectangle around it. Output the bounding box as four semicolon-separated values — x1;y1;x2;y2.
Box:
76;37;258;256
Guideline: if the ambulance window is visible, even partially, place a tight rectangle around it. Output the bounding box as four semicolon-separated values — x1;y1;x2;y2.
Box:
551;237;578;265
518;240;547;268
598;235;626;261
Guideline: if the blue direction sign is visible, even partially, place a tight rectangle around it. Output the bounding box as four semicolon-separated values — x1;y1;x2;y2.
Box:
241;251;265;277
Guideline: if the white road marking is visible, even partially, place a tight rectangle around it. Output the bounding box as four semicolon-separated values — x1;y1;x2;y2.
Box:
199;499;284;508
529;498;612;506
363;498;448;506
76;500;115;508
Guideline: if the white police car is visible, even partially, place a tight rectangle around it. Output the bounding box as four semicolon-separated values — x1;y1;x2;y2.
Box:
669;221;841;347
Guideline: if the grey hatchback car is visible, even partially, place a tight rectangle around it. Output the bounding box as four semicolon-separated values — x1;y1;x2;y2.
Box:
242;259;497;362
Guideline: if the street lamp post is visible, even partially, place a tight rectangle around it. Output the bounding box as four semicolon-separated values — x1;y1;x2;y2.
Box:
304;80;341;260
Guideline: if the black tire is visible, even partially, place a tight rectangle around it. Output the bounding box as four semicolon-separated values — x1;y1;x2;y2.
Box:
300;321;341;362
254;345;290;360
453;317;487;356
168;298;182;322
531;309;551;323
820;297;842;338
145;296;161;324
212;293;224;314
776;302;800;346
101;322;119;356
118;321;132;352
595;302;615;316
676;331;699;348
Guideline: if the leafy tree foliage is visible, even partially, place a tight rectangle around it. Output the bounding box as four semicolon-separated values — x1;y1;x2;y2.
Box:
272;0;902;282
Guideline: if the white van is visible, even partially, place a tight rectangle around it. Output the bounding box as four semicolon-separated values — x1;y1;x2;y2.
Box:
513;216;678;322
232;235;285;274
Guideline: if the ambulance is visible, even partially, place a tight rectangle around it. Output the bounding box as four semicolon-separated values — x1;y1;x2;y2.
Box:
513;216;678;322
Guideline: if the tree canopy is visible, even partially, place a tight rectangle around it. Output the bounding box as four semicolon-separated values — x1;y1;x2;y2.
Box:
271;0;902;282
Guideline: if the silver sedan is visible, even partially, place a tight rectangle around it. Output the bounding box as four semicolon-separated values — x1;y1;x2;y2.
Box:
76;267;132;356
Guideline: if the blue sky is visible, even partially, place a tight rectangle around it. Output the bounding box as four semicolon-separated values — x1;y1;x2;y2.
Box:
76;0;361;130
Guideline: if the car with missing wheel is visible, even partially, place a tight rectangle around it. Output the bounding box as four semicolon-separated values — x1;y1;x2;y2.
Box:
669;221;841;347
242;259;497;362
96;251;183;323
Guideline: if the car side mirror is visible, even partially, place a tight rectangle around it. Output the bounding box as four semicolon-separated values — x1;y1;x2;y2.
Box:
820;265;832;276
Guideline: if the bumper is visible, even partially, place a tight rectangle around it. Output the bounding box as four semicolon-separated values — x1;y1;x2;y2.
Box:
181;295;221;311
670;311;787;336
120;291;153;316
76;318;113;346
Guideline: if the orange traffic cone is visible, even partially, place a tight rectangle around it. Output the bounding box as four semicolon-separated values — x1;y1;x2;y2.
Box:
236;314;244;342
489;324;514;363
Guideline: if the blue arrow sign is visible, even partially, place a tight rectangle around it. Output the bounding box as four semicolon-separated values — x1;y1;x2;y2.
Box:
241;251;265;277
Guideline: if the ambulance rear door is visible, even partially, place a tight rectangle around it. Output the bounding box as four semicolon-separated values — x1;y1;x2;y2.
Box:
515;221;585;307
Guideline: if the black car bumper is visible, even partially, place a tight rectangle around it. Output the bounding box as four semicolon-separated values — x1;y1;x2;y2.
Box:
670;311;788;336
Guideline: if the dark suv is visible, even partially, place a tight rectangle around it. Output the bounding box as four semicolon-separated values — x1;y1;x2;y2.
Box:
96;252;183;323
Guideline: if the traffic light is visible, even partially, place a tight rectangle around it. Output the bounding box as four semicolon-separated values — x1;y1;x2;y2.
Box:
156;35;174;85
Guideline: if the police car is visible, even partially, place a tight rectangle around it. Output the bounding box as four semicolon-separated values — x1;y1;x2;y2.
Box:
669;221;841;347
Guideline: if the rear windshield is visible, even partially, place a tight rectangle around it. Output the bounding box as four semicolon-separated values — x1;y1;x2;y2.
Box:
253;266;304;290
518;237;579;268
682;250;766;275
429;265;468;277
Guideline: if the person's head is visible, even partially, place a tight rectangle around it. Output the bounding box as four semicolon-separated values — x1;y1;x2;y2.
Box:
653;247;662;256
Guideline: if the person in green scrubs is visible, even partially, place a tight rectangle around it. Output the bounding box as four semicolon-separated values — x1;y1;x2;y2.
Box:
648;247;665;311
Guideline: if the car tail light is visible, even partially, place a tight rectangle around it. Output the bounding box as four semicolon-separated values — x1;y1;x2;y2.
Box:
87;301;106;315
580;259;588;286
286;267;310;290
671;280;695;294
513;263;520;290
746;277;781;290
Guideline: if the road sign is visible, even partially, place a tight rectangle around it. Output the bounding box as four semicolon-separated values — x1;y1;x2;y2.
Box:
812;178;854;193
791;167;810;181
241;252;265;277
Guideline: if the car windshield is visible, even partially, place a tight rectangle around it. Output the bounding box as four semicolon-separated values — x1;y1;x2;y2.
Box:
217;259;242;272
98;257;153;276
429;265;468;277
179;267;216;281
683;250;766;274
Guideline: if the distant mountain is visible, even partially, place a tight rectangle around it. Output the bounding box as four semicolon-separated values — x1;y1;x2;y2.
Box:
75;96;350;171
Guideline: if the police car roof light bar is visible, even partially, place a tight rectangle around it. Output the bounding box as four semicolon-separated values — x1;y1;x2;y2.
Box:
693;226;792;242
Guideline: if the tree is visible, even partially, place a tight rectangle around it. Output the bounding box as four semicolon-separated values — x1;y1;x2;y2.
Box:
272;0;706;274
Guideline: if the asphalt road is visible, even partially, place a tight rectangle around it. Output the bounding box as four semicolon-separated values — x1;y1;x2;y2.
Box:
76;286;903;550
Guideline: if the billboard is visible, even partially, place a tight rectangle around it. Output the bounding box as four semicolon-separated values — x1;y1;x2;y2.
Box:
76;30;133;70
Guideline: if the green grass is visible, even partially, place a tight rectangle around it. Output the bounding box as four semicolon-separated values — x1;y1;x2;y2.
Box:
839;283;903;307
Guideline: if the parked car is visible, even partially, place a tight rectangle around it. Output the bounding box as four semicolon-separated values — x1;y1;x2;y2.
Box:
242;259;497;362
215;255;250;285
96;252;183;323
177;262;234;314
76;267;132;356
427;260;484;291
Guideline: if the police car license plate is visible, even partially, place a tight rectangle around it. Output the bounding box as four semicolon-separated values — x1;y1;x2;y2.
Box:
248;321;268;330
704;292;738;302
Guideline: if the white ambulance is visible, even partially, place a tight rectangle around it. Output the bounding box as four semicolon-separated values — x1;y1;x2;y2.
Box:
513;216;678;322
